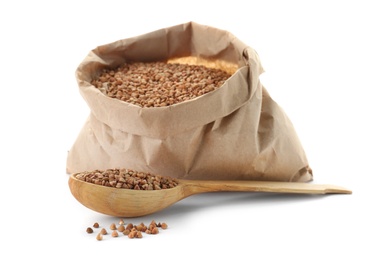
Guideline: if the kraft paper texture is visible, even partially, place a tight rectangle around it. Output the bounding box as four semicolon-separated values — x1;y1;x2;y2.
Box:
67;21;312;182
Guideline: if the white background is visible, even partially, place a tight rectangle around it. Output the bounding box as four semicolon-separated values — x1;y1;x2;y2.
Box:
1;0;389;259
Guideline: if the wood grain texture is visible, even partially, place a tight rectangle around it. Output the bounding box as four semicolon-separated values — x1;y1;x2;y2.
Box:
69;173;351;217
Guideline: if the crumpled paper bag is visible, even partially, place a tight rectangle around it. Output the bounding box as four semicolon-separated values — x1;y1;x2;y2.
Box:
66;21;312;182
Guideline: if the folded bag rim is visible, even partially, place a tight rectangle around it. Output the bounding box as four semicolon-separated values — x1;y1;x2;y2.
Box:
75;21;264;138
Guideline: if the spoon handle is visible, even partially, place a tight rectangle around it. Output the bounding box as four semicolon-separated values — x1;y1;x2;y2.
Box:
180;179;352;196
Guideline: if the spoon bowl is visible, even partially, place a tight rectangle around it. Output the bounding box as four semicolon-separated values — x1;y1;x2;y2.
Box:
68;172;351;217
69;173;184;217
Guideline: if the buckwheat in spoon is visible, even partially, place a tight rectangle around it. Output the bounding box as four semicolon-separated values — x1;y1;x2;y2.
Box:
68;169;351;217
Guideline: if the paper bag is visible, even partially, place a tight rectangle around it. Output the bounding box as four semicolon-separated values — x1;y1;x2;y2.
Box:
66;21;312;182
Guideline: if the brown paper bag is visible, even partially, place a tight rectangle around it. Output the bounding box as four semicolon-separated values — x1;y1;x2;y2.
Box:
66;21;312;182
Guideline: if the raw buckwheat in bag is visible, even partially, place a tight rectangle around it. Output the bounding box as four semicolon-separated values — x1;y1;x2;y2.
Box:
67;21;313;182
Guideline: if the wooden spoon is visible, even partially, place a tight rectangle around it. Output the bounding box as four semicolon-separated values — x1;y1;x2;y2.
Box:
68;173;351;217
